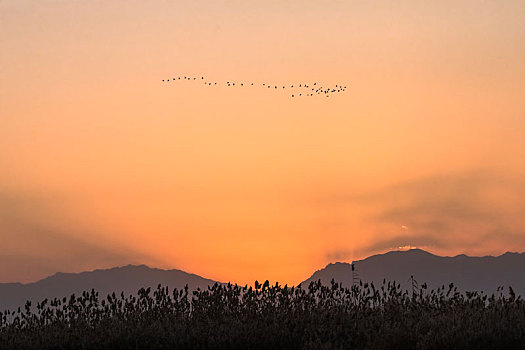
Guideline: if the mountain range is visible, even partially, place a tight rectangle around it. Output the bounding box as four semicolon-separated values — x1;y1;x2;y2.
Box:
1;249;524;311
301;249;525;295
0;265;216;312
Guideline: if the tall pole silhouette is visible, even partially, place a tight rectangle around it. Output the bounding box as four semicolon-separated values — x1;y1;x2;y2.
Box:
352;263;360;287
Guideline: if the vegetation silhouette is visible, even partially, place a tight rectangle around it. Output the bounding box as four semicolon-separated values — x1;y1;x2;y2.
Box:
1;278;524;349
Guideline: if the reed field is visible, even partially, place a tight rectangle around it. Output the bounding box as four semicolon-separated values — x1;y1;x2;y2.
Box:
1;279;524;349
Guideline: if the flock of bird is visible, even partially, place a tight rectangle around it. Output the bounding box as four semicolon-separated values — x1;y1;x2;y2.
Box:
161;75;347;98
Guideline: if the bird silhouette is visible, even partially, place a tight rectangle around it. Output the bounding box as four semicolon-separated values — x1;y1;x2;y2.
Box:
162;74;347;99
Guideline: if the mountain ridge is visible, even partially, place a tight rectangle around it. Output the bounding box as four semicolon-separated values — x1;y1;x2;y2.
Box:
301;249;525;296
2;249;524;311
0;264;218;311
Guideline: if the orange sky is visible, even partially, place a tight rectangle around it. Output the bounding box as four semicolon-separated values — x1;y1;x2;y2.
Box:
1;0;525;285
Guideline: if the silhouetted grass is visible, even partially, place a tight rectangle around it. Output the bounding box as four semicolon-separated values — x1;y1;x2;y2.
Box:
1;279;524;349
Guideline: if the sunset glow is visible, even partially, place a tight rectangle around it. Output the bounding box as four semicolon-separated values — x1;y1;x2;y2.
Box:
1;0;524;285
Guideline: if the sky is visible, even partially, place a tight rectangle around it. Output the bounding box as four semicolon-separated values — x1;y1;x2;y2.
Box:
1;0;524;285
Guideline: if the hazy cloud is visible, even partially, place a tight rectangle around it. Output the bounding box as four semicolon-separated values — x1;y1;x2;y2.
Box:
326;170;525;258
370;172;525;254
0;189;156;283
324;249;352;262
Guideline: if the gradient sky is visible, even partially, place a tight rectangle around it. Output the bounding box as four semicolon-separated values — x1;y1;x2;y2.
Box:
1;0;524;285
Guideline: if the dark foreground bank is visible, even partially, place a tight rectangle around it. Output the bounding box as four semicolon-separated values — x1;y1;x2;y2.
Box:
1;280;524;349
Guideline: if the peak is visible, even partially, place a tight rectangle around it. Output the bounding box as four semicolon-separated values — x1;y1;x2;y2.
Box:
377;248;435;258
44;264;154;280
93;264;154;273
404;248;432;255
500;252;525;258
326;262;352;267
322;262;353;272
121;264;151;269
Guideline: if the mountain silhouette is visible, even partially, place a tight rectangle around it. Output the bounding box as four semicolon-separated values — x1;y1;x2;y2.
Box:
301;249;525;296
0;265;217;312
3;249;524;311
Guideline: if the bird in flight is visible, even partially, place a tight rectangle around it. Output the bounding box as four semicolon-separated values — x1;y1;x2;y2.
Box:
161;74;348;98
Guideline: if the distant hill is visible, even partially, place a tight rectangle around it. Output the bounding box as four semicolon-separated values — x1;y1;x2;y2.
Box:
3;249;524;312
0;265;218;311
301;249;525;296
